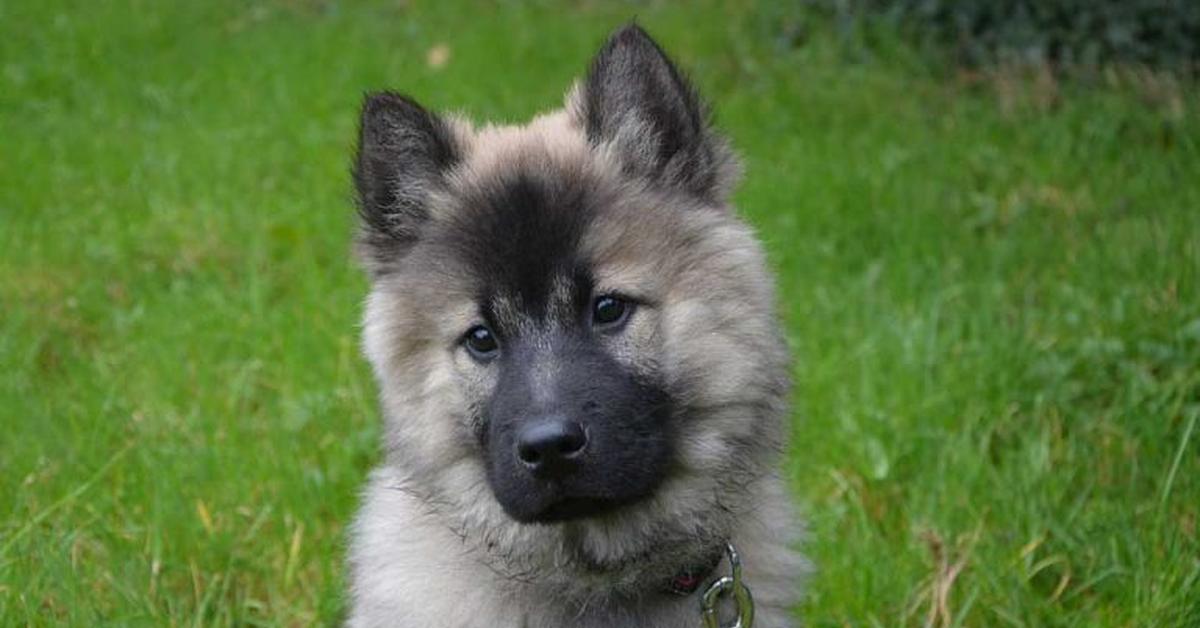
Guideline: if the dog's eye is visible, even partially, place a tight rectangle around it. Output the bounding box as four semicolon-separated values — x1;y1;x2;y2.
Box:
592;295;631;328
463;325;499;360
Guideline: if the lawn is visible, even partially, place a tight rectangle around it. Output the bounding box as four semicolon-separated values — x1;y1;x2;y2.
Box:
1;1;1198;625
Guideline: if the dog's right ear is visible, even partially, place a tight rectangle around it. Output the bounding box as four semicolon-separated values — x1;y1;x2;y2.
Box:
576;24;738;204
353;91;460;275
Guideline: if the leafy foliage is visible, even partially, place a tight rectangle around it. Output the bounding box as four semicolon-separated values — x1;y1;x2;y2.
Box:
809;0;1200;70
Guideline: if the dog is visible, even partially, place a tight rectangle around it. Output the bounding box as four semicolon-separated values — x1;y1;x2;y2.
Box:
346;24;805;627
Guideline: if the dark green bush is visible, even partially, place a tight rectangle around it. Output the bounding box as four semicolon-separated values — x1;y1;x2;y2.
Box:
807;0;1200;71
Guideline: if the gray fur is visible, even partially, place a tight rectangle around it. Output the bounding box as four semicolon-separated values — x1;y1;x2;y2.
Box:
347;24;807;628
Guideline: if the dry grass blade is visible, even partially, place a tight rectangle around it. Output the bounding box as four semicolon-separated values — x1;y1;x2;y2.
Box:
918;523;983;628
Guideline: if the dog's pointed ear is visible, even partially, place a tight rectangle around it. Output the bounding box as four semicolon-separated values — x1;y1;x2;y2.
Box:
577;24;738;204
353;91;460;275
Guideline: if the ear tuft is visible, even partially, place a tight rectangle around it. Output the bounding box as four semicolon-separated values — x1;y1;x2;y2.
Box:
353;91;460;275
580;24;738;204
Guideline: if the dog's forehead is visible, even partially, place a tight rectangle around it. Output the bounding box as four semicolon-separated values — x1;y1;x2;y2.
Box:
426;115;606;328
455;109;592;176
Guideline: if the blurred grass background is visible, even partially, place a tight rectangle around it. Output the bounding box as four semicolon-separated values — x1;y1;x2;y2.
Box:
1;0;1198;625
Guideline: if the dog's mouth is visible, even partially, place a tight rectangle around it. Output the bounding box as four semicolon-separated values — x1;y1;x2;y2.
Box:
526;496;625;523
491;475;668;523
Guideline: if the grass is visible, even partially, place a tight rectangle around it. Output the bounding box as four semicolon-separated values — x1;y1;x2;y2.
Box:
1;0;1197;625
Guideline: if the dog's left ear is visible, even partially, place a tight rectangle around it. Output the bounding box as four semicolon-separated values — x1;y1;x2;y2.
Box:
577;24;738;204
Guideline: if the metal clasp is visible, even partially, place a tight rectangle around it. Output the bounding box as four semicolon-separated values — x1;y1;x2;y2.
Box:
700;543;754;628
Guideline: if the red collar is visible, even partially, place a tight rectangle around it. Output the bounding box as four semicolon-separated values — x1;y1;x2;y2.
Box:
663;547;725;595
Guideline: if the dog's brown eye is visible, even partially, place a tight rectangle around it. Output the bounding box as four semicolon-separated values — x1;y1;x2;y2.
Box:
592;295;631;328
464;325;499;360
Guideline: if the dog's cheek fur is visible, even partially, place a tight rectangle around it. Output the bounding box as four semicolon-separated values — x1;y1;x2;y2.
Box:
584;199;789;472
664;218;789;454
361;269;490;481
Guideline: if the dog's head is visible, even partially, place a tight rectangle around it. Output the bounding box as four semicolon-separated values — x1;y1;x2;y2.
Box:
354;25;788;577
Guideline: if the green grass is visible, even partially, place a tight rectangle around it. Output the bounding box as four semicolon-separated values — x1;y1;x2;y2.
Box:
2;1;1198;625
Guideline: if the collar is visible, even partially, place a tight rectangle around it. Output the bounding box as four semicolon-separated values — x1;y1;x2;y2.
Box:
663;545;726;596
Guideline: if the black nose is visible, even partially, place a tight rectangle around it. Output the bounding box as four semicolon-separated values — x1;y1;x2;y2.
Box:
515;418;587;478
